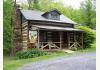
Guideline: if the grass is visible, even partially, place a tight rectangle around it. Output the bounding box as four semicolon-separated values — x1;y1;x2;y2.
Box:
4;43;96;70
3;51;66;70
78;47;96;52
78;42;96;52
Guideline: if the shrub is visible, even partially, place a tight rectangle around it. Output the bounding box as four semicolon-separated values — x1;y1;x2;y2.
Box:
70;47;78;51
16;49;48;59
76;26;96;48
91;41;96;48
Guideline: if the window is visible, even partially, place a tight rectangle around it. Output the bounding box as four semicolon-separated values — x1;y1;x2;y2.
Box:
47;12;60;20
42;10;61;20
50;12;59;20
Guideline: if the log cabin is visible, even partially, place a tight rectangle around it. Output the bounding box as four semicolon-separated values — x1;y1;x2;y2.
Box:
12;5;83;51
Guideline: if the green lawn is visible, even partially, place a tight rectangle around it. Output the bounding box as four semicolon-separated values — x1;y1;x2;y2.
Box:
78;42;96;52
78;47;96;52
4;45;96;70
4;51;66;70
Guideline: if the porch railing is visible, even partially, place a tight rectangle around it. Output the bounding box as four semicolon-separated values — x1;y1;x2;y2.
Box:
39;42;60;49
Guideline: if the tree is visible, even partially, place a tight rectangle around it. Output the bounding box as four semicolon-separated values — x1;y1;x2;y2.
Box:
27;0;33;9
80;0;96;29
27;0;40;10
4;0;13;55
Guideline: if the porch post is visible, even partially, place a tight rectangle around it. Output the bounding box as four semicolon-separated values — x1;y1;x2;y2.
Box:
74;31;76;48
67;32;70;49
81;32;83;48
60;32;63;49
37;29;40;48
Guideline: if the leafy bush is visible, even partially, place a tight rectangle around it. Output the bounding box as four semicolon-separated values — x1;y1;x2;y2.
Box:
76;26;96;48
16;49;48;59
91;41;96;48
70;47;78;51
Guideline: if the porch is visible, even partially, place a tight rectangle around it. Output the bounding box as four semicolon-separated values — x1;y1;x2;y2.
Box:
28;25;83;50
38;31;83;50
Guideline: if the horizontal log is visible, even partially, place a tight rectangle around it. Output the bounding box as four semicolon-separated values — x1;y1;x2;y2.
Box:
22;32;28;34
22;28;28;30
22;34;27;36
22;30;28;33
22;25;28;28
23;40;28;42
22;27;28;29
22;37;28;39
22;23;28;26
22;38;28;41
22;30;28;32
22;36;27;38
22;44;27;47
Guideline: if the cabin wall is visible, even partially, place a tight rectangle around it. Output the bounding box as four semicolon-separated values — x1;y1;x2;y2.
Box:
29;21;74;28
39;31;60;42
22;21;29;49
27;23;39;48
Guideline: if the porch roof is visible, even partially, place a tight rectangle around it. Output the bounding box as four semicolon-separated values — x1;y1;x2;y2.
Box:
32;25;83;32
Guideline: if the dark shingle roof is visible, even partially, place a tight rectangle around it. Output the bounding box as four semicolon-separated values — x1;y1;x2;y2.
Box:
20;10;77;24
